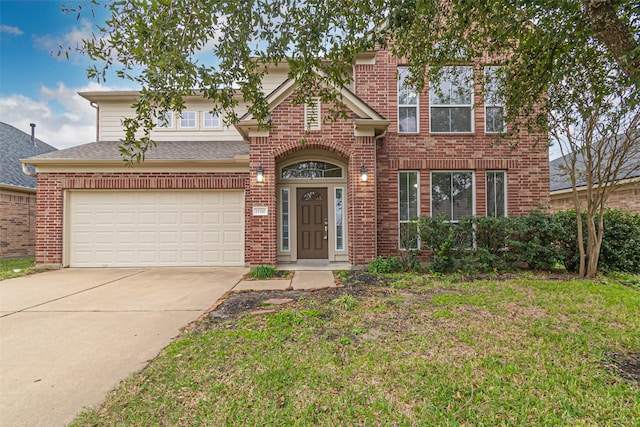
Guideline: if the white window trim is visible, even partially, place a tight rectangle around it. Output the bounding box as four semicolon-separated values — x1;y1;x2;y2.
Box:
398;67;420;134
486;170;507;217
304;98;321;131
429;66;474;134
398;171;420;249
156;111;174;129
335;187;345;252
179;111;197;129
430;170;476;222
203;111;222;129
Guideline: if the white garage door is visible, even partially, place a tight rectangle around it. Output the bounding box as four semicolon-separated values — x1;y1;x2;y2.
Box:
67;190;244;267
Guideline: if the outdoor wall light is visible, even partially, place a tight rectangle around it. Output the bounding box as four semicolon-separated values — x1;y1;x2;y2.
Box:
256;165;264;183
360;165;368;182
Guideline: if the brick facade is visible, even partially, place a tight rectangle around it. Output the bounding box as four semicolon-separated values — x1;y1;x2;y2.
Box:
355;50;549;256
30;47;549;268
0;187;37;259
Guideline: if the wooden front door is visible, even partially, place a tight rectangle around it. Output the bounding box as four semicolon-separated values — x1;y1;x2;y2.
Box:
297;188;328;259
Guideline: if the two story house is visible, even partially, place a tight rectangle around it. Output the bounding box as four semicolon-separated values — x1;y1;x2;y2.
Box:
22;48;549;269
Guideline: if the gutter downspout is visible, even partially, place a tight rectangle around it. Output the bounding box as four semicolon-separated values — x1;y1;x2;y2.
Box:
374;129;387;146
90;101;99;141
22;162;37;177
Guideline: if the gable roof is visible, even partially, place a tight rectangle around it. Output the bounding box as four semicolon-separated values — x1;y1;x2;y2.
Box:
0;122;57;189
550;136;640;192
22;140;249;166
235;77;389;139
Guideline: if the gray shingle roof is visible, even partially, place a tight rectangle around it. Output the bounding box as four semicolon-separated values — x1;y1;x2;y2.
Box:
550;145;640;192
25;140;249;163
0;122;57;189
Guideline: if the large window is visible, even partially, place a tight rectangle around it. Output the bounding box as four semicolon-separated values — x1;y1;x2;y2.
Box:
399;171;419;249
431;171;473;221
430;66;473;133
484;66;505;133
398;67;419;133
486;171;506;217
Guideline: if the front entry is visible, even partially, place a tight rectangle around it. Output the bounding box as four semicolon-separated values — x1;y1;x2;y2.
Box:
297;188;328;259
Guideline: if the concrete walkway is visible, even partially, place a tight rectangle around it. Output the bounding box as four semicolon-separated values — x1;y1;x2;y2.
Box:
0;268;337;426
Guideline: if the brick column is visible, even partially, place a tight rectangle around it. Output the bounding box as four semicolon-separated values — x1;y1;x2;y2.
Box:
348;136;377;266
246;136;278;266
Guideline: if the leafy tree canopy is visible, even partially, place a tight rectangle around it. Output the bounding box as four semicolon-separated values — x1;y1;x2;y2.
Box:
68;0;640;162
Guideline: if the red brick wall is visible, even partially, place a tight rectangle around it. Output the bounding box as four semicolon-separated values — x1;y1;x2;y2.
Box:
0;188;37;259
246;95;378;266
34;172;248;267
355;49;549;256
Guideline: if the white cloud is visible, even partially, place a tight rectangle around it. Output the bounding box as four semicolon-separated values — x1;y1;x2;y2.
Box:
0;82;127;149
1;25;24;36
33;19;94;62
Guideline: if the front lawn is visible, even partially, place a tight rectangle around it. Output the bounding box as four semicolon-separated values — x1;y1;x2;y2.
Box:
73;273;640;426
0;257;35;280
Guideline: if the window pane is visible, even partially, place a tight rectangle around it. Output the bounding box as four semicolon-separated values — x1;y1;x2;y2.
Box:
157;112;172;128
430;107;450;132
485;106;504;133
487;172;505;217
430;66;472;105
281;161;342;179
450;107;472;132
180;111;196;128
399;107;417;133
335;188;344;251
281;188;289;251
431;173;452;219
400;222;419;249
398;68;418;105
204;112;220;128
452;172;473;220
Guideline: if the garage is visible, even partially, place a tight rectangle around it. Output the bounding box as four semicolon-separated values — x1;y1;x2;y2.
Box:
66;190;244;267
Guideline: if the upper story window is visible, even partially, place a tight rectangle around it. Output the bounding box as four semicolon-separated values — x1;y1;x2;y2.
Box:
484;66;505;133
398;67;419;133
430;66;473;133
157;112;173;128
281;161;342;179
203;111;221;128
179;111;197;129
304;98;321;131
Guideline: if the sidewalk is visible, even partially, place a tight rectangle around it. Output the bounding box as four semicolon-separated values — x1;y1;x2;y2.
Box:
233;270;337;292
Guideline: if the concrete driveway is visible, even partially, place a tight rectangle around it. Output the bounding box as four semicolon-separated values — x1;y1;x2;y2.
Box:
0;267;246;426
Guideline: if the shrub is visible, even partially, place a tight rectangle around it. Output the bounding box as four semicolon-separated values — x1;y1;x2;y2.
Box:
250;265;277;279
366;256;404;274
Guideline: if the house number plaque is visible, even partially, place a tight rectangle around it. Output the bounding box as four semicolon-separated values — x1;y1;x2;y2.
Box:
252;206;268;216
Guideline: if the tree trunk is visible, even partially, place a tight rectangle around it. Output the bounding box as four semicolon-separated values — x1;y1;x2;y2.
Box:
586;209;605;278
576;210;586;277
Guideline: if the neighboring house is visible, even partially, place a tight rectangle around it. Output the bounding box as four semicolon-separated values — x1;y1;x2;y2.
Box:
549;150;640;213
22;49;549;269
1;122;57;259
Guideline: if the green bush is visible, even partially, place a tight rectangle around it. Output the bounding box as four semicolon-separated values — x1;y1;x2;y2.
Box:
250;265;277;279
366;256;404;274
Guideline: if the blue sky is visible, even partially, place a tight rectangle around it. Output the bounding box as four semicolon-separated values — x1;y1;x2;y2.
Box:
1;0;135;148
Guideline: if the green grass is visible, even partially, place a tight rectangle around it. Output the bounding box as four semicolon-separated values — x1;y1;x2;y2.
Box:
0;257;36;280
72;275;640;426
